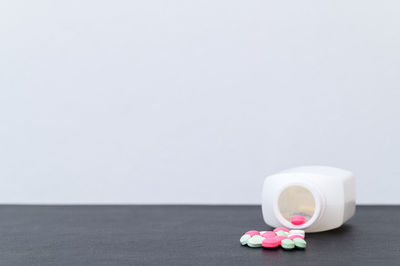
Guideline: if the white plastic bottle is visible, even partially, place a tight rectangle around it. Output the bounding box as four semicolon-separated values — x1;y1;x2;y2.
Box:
261;166;356;232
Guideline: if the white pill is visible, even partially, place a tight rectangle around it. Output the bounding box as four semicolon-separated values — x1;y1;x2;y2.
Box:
247;235;265;248
240;234;251;245
289;230;305;237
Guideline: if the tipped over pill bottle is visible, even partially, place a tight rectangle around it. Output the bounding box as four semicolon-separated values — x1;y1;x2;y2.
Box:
262;166;355;233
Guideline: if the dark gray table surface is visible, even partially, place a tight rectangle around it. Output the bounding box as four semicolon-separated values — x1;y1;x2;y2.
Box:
0;205;398;266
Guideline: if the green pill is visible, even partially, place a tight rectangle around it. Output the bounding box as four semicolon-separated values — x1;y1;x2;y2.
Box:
240;234;251;245
294;238;307;249
247;235;265;248
276;231;288;237
281;239;295;250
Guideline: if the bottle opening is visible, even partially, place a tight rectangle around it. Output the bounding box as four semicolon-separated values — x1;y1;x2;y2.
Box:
278;185;315;224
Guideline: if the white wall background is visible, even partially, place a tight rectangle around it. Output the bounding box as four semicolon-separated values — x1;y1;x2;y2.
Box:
1;0;399;204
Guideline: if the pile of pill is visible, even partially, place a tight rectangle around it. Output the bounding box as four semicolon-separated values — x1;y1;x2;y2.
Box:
240;228;306;250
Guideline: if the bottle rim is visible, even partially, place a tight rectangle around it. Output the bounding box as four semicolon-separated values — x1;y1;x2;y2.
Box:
272;182;324;230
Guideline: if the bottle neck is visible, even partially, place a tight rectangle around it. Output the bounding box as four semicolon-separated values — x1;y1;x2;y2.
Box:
273;182;323;230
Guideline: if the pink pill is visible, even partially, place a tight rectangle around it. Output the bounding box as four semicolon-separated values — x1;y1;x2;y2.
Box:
290;215;306;225
261;231;276;238
245;230;260;237
275;235;287;244
273;227;289;233
288;235;304;240
262;237;281;248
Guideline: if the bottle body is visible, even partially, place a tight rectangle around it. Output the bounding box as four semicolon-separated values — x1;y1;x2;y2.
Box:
262;166;356;233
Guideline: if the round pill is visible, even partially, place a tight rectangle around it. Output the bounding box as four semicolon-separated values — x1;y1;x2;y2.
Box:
289;230;305;237
290;215;306;225
259;231;267;235
240;234;251;245
273;227;289;233
275;230;288;237
294;238;307;248
262;237;280;248
288;234;304;240
245;230;260;237
275;235;287;244
281;239;295;250
261;231;276;238
247;235;265;248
